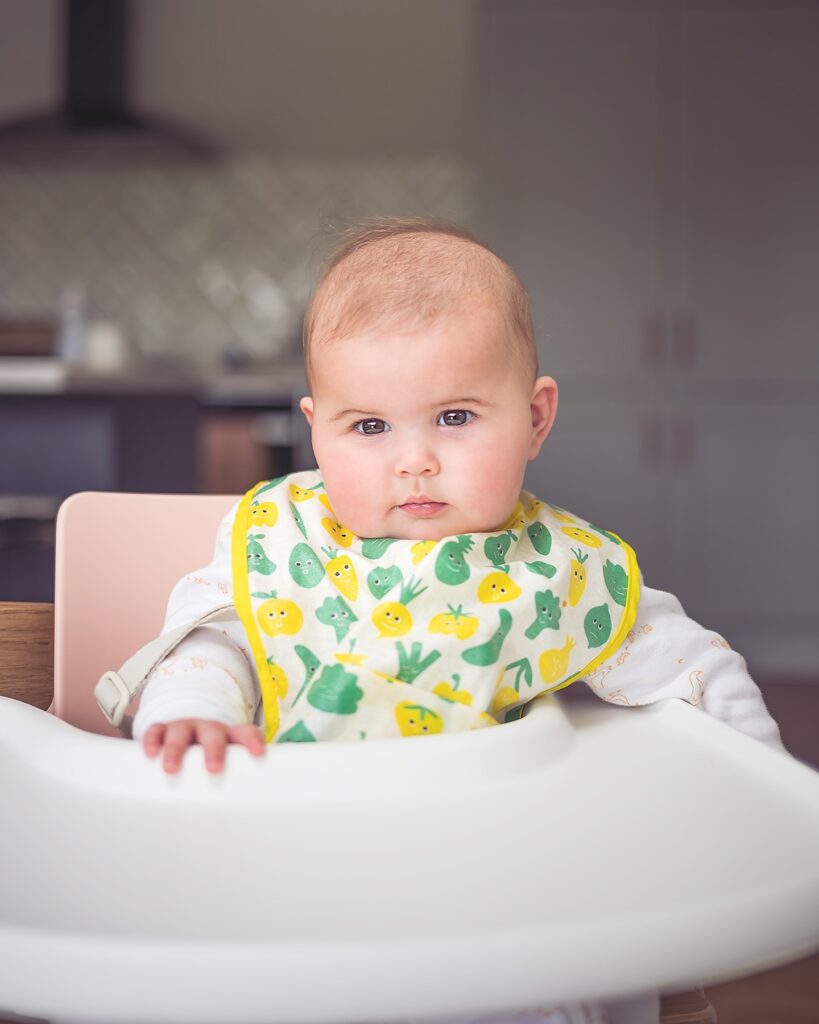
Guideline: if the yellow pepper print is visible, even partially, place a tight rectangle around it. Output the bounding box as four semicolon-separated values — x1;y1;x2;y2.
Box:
410;540;437;564
257;595;304;637
322;517;355;547
561;526;602;549
395;702;444;736
477;571;522;603
428;604;480;640
249;501;278;527
289;484;314;502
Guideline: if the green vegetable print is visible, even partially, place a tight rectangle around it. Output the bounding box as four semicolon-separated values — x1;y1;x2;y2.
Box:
590;524;621;545
292;644;321;705
247;534;276;576
484;532;515;567
307;664;363;714
277;721;316;743
526;521;552;556
603;560;628;606
435;535;475;585
290;502;307;539
525;560;557;579
524;590;562;639
316;595;358;642
584;604;613;648
362;537;399;559
367;565;403;599
462;609;513;666
289;543;324;588
253;476;287;498
395;641;441;684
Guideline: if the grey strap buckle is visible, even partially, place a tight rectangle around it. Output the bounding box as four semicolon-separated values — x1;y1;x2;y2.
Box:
93;603;237;735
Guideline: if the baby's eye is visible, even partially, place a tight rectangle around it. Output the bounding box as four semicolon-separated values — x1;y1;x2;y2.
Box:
437;409;474;427
353;418;389;435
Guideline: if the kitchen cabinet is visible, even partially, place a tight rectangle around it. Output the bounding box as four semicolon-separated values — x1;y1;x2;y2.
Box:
0;388;199;602
482;1;819;675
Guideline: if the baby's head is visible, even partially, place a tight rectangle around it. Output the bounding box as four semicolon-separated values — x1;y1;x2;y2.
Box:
299;217;558;541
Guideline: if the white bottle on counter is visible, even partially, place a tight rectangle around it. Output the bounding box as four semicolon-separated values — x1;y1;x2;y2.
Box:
56;284;86;365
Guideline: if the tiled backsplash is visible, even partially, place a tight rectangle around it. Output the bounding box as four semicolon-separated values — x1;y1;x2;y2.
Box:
0;155;475;367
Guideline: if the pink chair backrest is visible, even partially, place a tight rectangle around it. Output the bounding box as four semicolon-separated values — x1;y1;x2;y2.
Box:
54;491;238;735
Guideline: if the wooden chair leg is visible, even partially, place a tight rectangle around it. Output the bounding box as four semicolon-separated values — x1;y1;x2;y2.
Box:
659;988;717;1023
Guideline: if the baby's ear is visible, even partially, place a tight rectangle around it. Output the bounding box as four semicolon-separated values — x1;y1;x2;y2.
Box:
299;396;314;426
529;376;558;459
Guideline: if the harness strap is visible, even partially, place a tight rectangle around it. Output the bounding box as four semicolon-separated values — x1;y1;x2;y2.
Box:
94;603;237;735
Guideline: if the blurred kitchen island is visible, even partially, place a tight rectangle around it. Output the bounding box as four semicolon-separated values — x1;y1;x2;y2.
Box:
0;360;308;600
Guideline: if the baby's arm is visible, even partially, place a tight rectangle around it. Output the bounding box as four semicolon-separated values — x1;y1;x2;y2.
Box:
132;503;265;772
581;584;785;751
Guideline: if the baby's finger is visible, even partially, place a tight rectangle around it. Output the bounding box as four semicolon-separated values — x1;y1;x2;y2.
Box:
162;721;195;774
228;723;266;757
142;722;166;758
198;721;228;774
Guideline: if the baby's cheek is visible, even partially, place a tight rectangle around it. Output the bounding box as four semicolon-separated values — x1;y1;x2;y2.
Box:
465;453;526;523
322;458;382;530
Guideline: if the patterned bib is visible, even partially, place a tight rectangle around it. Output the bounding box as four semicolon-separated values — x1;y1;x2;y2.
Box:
231;471;640;743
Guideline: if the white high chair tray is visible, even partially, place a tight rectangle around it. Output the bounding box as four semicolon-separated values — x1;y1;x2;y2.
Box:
1;695;818;1024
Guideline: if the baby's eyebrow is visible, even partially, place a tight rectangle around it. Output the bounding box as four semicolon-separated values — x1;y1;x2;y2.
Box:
329;408;382;422
437;396;492;408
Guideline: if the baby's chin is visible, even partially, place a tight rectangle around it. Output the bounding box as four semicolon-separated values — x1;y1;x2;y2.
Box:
350;507;501;543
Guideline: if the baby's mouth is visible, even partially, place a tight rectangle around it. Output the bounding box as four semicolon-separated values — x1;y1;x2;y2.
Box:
398;499;448;518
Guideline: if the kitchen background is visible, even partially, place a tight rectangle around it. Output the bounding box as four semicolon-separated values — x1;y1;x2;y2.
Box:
1;0;817;687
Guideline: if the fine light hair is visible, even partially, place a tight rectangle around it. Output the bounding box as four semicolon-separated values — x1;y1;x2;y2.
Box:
302;217;537;387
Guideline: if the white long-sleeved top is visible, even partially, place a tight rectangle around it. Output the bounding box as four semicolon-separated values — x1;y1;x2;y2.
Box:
132;503;784;751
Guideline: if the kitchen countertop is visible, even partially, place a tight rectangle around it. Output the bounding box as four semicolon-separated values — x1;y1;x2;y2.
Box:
0;358;306;402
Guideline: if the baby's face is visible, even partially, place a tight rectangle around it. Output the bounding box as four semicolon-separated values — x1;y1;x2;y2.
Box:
300;306;557;541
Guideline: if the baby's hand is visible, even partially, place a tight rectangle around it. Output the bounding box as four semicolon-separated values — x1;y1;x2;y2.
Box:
142;720;266;774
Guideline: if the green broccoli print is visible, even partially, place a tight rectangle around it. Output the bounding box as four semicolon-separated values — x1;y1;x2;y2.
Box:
524;590;562;639
315;595;358;642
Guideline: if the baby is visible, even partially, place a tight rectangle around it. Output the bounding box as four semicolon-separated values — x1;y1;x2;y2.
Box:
134;217;782;775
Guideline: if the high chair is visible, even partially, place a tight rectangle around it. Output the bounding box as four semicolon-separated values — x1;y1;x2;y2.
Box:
1;491;818;1024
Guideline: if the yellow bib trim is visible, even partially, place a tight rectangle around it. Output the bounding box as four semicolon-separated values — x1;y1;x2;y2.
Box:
540;537;640;695
231;481;280;740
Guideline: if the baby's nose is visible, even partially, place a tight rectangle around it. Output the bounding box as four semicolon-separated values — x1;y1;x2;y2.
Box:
395;438;440;477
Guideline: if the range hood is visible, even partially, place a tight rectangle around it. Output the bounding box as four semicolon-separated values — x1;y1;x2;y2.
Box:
0;0;218;162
